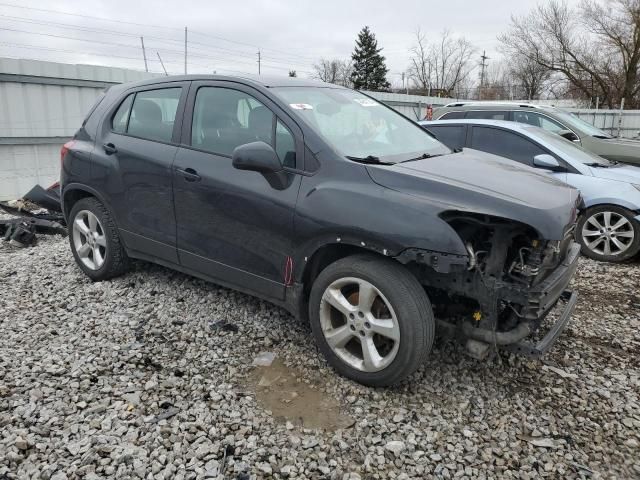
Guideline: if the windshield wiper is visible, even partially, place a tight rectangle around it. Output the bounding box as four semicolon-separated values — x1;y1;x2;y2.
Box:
592;135;612;139
345;155;393;165
585;162;610;168
400;152;446;163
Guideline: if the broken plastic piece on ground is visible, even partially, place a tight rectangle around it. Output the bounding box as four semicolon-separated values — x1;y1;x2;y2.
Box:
252;351;276;367
4;221;37;248
209;319;239;332
0;217;67;237
22;182;62;213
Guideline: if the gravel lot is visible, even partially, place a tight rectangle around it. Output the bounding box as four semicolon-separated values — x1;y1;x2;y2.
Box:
1;234;639;479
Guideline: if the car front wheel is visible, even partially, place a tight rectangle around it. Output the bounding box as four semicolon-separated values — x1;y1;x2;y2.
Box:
308;254;434;387
576;205;640;262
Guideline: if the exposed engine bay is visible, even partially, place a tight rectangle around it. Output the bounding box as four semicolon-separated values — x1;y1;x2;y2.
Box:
397;213;580;360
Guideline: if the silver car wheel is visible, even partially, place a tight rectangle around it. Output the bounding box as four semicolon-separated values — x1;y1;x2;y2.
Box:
319;277;400;373
72;210;107;270
581;211;635;256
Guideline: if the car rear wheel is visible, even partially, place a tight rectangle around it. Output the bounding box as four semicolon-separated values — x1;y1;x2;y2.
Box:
576;205;640;262
69;197;129;280
308;254;434;387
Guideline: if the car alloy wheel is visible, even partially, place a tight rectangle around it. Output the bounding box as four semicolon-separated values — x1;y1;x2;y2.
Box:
72;210;107;270
319;277;401;373
581;210;635;257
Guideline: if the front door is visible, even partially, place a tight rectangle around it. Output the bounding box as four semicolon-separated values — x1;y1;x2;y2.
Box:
173;82;303;300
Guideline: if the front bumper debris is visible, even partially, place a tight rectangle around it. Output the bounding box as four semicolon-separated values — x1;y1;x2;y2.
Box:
503;289;578;358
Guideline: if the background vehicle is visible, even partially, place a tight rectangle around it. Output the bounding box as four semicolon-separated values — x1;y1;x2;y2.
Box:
61;75;581;386
431;102;640;166
421;119;640;262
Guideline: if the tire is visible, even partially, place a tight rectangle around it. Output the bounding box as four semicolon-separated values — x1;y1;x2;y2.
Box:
308;254;434;387
576;205;640;262
68;197;129;281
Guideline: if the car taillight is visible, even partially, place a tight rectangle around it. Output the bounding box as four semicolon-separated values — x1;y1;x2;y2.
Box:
60;140;76;166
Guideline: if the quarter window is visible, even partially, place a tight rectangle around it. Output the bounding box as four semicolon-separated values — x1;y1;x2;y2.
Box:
112;94;134;134
191;87;276;157
470;126;547;166
275;119;296;168
127;88;182;142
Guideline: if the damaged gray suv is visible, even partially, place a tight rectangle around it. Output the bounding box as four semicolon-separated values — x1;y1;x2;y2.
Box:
61;75;582;386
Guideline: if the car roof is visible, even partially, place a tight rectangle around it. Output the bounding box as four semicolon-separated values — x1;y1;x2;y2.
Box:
437;102;558;111
113;74;337;90
420;118;539;133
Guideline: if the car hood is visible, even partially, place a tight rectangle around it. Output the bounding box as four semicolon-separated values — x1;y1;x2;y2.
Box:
596;137;640;147
366;149;580;240
588;163;640;183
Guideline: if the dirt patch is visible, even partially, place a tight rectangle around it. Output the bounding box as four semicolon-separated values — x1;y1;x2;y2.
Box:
247;358;354;431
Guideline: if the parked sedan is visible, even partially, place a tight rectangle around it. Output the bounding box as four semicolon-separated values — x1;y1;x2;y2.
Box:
431;102;640;165
420;119;640;263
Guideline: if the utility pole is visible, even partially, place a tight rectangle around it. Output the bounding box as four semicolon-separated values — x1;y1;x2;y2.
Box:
157;52;168;76
184;27;188;75
140;36;148;72
257;50;261;75
479;50;489;100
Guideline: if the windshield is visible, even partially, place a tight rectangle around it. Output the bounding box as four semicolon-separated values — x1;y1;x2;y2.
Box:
551;110;613;138
526;126;612;166
272;87;450;163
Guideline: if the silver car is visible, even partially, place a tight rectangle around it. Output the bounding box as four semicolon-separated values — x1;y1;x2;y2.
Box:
431;102;640;166
420;119;640;262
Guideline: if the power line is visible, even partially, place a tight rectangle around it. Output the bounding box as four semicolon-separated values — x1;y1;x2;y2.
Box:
0;2;317;63
0;26;313;72
0;15;317;68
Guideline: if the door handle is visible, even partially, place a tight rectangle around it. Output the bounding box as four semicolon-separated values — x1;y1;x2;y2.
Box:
103;143;117;155
175;167;201;182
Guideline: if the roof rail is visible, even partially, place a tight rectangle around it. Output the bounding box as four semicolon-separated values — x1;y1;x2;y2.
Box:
441;101;543;109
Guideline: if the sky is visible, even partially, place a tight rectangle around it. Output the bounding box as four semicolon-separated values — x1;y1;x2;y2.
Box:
0;0;583;87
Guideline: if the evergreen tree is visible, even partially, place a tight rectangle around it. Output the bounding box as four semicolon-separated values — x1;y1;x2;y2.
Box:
288;70;297;77
350;26;390;91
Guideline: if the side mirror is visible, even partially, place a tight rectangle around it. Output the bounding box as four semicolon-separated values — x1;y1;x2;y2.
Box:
558;129;580;143
232;141;281;173
232;141;290;190
533;154;562;170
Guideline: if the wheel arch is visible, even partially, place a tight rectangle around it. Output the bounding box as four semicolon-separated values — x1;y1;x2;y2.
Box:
62;184;112;221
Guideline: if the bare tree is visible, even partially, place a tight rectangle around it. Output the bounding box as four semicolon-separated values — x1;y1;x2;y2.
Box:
312;58;353;87
498;0;640;108
507;56;551;100
407;28;432;94
407;29;475;96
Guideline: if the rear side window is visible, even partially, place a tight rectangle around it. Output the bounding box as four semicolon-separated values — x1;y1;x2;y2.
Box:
127;88;182;142
191;87;275;157
470;126;547;166
465;110;508;120
427;125;466;150
439;111;465;120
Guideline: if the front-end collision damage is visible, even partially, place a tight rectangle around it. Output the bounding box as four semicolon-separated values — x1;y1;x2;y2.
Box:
396;211;580;359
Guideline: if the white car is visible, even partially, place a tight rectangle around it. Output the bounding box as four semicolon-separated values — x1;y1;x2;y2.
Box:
421;119;640;262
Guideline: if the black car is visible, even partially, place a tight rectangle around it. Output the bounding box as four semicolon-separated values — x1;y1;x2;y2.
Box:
61;75;581;386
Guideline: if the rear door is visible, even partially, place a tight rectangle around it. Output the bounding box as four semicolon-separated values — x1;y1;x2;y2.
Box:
172;81;303;300
92;82;188;263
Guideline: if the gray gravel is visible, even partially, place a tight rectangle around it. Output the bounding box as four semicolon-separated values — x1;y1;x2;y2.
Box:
0;235;639;479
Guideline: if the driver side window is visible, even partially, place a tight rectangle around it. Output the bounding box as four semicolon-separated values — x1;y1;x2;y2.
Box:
191;87;274;157
513;111;566;134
